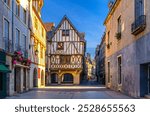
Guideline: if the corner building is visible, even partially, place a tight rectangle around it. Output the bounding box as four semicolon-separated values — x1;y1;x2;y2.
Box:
104;0;150;98
48;16;86;85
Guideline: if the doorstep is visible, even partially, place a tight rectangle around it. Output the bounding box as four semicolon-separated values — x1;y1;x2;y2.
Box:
145;95;150;99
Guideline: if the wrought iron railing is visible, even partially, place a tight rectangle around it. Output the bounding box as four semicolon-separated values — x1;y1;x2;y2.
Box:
15;44;22;51
131;15;146;35
24;49;28;58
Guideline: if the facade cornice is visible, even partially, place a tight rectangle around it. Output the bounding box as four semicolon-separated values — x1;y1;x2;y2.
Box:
104;0;121;25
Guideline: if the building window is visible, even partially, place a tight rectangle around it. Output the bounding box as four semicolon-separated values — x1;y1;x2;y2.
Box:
16;0;20;17
106;31;111;49
4;0;10;6
34;17;38;30
118;56;122;84
57;42;64;50
117;16;121;33
41;47;43;58
115;16;122;40
135;0;144;19
3;18;9;51
62;30;69;36
23;9;27;24
60;55;71;64
108;62;110;83
22;35;27;56
15;29;20;50
108;31;110;44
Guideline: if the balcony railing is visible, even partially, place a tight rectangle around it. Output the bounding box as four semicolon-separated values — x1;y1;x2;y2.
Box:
131;15;146;35
15;44;22;51
24;49;28;58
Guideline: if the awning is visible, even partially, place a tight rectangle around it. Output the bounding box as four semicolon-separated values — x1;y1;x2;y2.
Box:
0;64;11;73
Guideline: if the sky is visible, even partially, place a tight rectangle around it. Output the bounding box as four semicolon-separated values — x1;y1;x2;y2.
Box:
41;0;109;59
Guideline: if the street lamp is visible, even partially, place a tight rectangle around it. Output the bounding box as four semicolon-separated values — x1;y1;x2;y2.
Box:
35;49;39;55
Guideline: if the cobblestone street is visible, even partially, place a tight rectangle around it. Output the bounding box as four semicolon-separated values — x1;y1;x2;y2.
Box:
6;84;132;99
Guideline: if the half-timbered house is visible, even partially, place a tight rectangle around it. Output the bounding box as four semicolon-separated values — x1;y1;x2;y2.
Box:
47;15;86;85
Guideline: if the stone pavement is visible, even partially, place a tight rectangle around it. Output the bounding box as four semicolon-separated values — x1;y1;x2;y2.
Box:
6;85;133;99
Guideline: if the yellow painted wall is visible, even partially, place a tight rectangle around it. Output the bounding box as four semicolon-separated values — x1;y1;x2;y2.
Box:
30;1;46;67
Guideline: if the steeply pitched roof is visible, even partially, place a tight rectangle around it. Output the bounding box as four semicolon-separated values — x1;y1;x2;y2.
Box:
48;15;85;42
44;23;55;32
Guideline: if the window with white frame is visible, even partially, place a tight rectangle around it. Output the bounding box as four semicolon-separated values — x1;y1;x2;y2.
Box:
22;35;27;57
3;18;9;50
22;35;27;50
118;56;122;85
23;8;27;24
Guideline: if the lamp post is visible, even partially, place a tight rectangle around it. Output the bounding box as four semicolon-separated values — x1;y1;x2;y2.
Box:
35;49;39;55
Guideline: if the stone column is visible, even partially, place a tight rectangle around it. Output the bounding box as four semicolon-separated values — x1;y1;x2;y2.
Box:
49;73;51;84
26;69;29;91
58;75;61;85
73;73;80;85
20;67;24;93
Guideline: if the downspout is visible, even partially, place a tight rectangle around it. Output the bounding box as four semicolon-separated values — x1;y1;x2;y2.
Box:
28;0;31;59
12;0;14;52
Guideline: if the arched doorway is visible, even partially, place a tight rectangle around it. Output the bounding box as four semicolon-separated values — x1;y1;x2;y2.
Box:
62;73;73;84
51;73;58;83
33;68;38;87
41;70;44;86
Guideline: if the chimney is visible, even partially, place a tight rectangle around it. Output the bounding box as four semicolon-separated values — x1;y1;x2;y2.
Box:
108;0;114;10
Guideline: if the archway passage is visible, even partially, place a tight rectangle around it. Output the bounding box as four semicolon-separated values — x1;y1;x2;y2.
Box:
62;73;73;84
41;70;44;86
33;68;38;87
51;73;58;83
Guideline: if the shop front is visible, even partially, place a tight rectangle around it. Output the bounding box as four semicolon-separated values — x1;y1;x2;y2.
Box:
0;51;11;98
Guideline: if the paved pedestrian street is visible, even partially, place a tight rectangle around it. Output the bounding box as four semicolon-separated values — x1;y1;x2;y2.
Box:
6;86;132;99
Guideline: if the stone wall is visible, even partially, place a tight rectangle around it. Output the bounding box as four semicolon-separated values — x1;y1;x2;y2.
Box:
106;32;150;97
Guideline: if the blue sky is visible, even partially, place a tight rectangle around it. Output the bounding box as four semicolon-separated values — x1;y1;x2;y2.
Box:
42;0;109;59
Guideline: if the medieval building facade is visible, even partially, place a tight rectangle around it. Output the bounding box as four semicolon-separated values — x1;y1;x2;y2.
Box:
85;53;96;81
95;33;106;85
47;16;86;85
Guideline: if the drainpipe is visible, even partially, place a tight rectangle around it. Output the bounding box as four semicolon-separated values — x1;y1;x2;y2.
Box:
28;0;31;59
12;0;14;52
